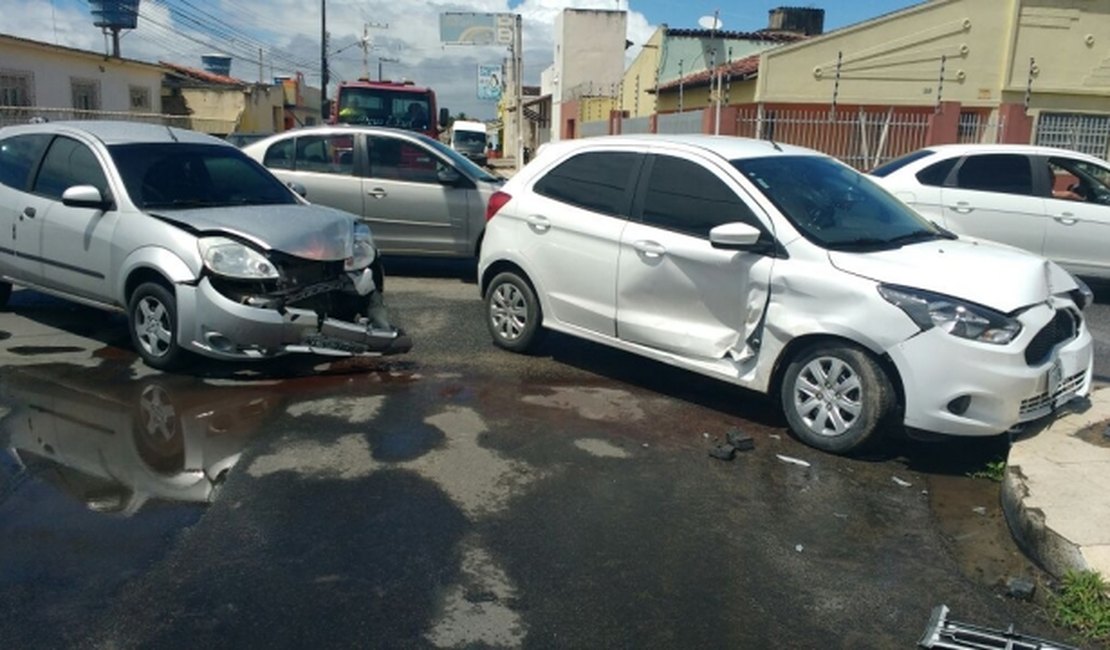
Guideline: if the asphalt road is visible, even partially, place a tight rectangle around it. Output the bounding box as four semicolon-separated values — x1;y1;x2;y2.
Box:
0;259;1105;649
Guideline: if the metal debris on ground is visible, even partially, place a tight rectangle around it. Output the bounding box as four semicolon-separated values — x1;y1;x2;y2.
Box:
776;454;811;467
725;428;755;451
918;604;1077;649
708;444;737;461
892;476;912;487
972;506;987;516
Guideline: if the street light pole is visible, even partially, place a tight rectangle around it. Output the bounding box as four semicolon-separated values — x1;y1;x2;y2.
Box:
320;0;329;120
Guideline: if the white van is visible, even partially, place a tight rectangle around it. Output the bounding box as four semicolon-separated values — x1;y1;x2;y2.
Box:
478;135;1094;454
450;120;488;166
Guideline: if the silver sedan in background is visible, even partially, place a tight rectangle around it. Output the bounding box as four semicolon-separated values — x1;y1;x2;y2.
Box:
242;126;504;260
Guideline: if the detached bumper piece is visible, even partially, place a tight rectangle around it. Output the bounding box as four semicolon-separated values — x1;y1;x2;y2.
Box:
919;605;1078;650
289;318;413;357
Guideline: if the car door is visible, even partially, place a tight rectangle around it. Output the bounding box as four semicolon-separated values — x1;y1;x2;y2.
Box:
361;134;473;256
264;132;365;218
0;133;52;283
1041;154;1110;278
33;134;118;300
939;153;1047;254
516;149;643;335
616;151;773;362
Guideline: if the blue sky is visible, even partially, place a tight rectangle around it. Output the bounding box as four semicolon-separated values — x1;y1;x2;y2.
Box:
9;0;923;119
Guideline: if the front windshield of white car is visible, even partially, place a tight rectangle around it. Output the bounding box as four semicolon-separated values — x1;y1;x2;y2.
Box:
732;155;952;251
111;143;299;210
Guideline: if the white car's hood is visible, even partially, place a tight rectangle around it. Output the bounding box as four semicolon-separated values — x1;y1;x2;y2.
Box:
828;238;1078;313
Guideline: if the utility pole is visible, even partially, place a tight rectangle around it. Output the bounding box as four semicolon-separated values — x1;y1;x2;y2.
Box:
320;0;329;120
514;13;524;167
360;22;389;80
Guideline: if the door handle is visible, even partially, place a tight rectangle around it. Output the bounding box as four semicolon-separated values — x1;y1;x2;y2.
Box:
949;202;973;214
367;188;387;199
633;240;666;258
525;214;551;232
1054;214;1078;226
21;207;35;219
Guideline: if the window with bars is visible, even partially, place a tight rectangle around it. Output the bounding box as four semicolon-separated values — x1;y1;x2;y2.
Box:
71;78;100;111
129;85;151;112
0;70;33;106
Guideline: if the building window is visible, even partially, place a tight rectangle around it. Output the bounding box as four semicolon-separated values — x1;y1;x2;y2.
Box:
71;78;101;111
129;85;151;112
0;70;33;106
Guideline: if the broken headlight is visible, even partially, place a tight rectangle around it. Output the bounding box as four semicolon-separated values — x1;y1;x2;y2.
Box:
878;284;1021;345
345;222;376;272
197;237;278;280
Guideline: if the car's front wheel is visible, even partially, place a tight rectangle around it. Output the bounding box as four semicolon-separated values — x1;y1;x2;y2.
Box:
128;282;190;370
486;271;543;353
780;342;895;454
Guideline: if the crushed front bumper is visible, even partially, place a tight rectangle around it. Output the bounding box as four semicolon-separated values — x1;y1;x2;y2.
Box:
175;276;412;360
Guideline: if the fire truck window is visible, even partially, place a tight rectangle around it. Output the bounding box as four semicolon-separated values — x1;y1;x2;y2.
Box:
368;136;438;184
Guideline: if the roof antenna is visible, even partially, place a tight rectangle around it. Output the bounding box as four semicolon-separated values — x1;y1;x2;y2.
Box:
165;124;179;142
769;140;782;152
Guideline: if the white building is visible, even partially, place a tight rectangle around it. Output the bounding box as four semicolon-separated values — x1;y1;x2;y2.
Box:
550;9;628;142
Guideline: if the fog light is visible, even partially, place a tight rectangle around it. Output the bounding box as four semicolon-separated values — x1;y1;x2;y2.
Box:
205;332;234;352
947;395;971;416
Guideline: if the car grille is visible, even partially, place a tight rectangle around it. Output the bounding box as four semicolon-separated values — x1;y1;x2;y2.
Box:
1024;309;1079;366
1019;370;1086;418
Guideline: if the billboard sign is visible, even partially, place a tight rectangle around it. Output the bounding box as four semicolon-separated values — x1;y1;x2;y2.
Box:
477;64;502;101
439;12;514;46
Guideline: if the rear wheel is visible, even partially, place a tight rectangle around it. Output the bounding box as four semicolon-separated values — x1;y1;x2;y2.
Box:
486;271;543;353
128;282;190;370
780;342;895;454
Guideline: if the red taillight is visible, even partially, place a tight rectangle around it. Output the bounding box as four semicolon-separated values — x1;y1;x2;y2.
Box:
485;191;511;221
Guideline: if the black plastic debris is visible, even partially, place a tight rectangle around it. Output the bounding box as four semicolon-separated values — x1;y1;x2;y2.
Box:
708;444;737;461
1005;576;1036;601
726;428;755;451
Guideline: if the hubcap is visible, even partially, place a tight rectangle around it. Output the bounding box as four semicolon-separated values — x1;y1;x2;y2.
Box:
793;356;863;437
139;384;177;443
490;282;528;341
135;296;172;358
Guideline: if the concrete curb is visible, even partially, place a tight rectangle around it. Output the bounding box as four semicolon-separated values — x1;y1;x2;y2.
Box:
1002;386;1110;579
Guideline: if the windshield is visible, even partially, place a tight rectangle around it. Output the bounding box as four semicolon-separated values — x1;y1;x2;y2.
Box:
416;133;501;183
110;143;298;210
338;87;432;131
732;155;949;251
452;131;486;152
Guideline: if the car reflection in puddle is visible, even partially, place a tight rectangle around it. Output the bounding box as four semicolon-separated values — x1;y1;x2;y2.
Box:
0;365;276;515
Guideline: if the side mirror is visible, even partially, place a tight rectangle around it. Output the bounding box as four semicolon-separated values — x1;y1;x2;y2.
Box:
61;185;111;210
438;108;450;131
709;222;772;252
287;181;307;198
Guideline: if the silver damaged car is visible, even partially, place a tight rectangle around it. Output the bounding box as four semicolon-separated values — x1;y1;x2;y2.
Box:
0;121;411;369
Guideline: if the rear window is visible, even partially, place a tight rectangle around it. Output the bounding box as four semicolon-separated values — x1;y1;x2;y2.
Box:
869;149;934;177
533;151;641;216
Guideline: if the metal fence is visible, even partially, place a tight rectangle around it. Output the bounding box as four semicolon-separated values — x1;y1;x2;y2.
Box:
0;105;237;134
956;111;1003;145
736;106;932;170
621;115;651;135
578;119;609;138
1035;112;1110;159
657;111;703;135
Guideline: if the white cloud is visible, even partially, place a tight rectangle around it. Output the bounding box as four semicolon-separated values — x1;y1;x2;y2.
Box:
7;0;656;120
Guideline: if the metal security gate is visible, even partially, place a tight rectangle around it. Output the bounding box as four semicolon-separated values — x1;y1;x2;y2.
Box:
1035;112;1110;159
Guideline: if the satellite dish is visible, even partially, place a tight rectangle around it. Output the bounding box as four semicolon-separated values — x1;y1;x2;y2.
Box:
698;15;723;30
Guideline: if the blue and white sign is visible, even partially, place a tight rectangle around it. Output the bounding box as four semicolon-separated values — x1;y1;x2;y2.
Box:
477;64;502;101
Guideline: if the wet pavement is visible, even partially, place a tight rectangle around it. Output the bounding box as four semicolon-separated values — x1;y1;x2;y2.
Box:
0;270;1102;648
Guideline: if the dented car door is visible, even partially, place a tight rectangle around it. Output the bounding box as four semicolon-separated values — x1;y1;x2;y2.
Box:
616;152;772;361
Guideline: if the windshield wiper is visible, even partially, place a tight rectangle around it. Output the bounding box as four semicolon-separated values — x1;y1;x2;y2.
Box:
142;199;222;209
830;230;942;251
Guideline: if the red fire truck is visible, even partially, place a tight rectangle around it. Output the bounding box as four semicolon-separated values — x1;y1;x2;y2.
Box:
331;79;448;139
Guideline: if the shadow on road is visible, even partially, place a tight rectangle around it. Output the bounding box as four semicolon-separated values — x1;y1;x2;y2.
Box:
382;255;477;284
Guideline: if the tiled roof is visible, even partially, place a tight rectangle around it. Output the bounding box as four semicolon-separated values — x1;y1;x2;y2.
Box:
160;61;246;87
664;28;806;43
655;53;762;92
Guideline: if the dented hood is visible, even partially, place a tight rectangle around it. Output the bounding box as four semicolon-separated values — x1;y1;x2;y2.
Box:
828;239;1078;313
150;204;357;260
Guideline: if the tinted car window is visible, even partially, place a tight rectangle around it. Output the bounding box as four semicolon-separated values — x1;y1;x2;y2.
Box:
534;151;640;217
368;136;439;184
33;136;109;199
642;155;758;238
110;143;297;209
955;154;1033;195
0;133;51;191
263;138;295;170
916;157;958;186
734;155;943;251
295;134;355;175
869;149;935;177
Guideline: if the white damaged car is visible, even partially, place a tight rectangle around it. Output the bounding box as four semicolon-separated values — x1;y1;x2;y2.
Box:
0;121;411;369
478;135;1094;454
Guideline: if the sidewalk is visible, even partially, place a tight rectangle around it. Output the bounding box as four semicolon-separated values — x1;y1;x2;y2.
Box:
1002;385;1110;579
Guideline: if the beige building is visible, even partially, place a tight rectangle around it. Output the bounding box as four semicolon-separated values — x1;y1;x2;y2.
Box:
551;8;628;141
0;33;164;125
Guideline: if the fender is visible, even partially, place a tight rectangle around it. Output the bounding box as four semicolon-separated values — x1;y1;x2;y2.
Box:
116;246;199;300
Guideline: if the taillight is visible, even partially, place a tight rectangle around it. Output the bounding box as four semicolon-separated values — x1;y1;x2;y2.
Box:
486;191;511;221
